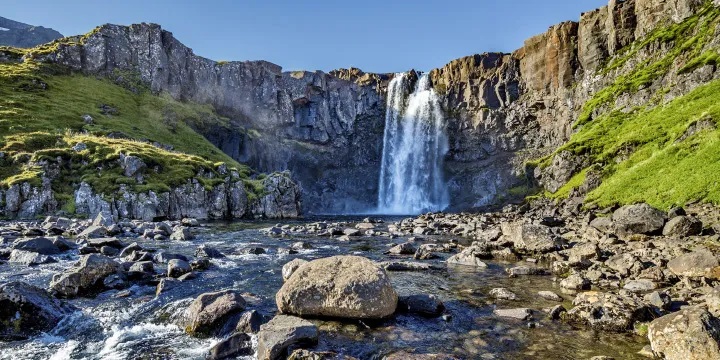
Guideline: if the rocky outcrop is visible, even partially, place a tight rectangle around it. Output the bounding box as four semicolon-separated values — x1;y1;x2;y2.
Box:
38;23;388;214
0;16;63;48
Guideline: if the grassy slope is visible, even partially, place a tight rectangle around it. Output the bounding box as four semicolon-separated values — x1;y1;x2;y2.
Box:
538;1;720;209
0;53;260;210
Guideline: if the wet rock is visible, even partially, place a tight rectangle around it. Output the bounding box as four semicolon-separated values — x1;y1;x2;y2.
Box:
288;349;359;360
623;279;657;292
128;261;154;278
276;255;397;319
207;332;253;359
0;281;74;341
387;242;416;255
663;216;703;237
282;259;308;281
156;278;178;296
538;290;563;302
414;244;439;260
9;249;55;266
191;258;211;271
507;266;548;277
241;247;266;255
563;291;653;332
170;227;194;241
291;241;312;250
494;308;532;320
648;307;720;360
182;218;200;227
77;225;107;239
548;304;567;320
343;228;361;236
645;291;671;310
447;248;488;267
153;251;187;264
667;249;720;278
234;309;264;334
397;294;445;317
119;242;142;258
49;254;121;298
612;203;666;236
196;245;224;258
100;246;119;257
560;273;591;290
490;288;518;301
501;222;564;254
87;237;124;249
257;315;318;360
381;260;443;271
12;237;60;255
168;259;192;278
180;290;246;336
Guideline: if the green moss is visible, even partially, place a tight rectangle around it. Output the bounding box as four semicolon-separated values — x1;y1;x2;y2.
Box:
546;168;589;200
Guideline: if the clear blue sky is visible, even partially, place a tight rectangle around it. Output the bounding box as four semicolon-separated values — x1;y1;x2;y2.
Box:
4;0;608;73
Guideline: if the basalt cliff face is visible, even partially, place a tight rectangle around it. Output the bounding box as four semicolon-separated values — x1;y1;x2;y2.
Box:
28;0;720;214
0;16;63;48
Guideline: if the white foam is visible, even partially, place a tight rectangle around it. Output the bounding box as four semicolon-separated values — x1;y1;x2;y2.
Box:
49;340;78;360
99;323;180;360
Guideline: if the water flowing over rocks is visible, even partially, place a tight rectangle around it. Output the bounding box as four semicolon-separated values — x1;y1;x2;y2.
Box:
276;255;398;319
0;281;74;341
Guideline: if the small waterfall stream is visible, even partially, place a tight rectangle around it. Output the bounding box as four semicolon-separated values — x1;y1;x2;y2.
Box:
377;72;449;214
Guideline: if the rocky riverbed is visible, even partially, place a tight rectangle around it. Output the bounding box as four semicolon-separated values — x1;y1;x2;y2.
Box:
1;201;719;359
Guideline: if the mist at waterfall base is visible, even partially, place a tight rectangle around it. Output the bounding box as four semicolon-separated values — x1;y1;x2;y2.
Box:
375;72;450;215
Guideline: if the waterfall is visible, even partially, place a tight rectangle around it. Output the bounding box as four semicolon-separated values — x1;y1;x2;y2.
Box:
377;72;449;215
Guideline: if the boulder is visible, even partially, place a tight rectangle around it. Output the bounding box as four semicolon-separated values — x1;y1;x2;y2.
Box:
490;287;518;301
667;249;720;278
282;259;308;281
234;309;265;334
566;242;599;265
648;307;720;360
397;294;445;316
257;315;319;360
77;225;107;239
662;216;703;237
387;242;416;255
612;203;666;236
12;237;60;255
170;227;194;241
538;290;563;302
560;273;591;290
494;308;532;320
276;256;397;319
501;222;563;254
196;245;224;258
9;249;55;266
563;291;653;332
207;332;253;360
49;254;121;297
447;248;487;267
180;290;246;336
0;282;74;341
414;244;439;260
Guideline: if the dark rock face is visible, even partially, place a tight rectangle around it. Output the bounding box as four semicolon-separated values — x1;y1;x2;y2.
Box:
0;16;63;48
0;281;74;341
45;24;388;214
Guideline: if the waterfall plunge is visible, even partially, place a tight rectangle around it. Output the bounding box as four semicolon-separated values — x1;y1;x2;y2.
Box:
377;72;450;215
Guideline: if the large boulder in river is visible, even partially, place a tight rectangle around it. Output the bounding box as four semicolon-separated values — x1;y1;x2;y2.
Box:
180;290;246;336
276;255;397;319
257;315;318;360
49;254;121;298
500;222;563;254
12;237;60;255
612;203;666;236
648;307;720;360
0;281;74;341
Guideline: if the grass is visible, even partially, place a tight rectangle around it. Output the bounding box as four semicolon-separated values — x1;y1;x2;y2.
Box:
0;55;263;210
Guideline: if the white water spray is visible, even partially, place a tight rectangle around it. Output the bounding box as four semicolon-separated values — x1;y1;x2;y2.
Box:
377;72;449;215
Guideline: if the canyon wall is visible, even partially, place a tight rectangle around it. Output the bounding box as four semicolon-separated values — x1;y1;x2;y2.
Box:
34;0;720;213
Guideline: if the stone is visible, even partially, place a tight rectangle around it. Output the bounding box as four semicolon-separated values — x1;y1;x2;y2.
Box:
49;254;121;298
77;225;107;239
196;245;224;258
180;290;246;336
623;279;657;292
563;291;652;332
663;216;703;237
291;241;312;250
567;242;600;265
648;307;720;360
560;274;591;290
0;281;74;341
387;242;416;255
276;256;397;319
282;258;308;281
667;249;720;278
207;332;253;359
381;261;443;271
128;261;154;278
494;308;532;320
507;266;548;277
257;315;318;360
100;246;119;257
170;227;194;241
490;288;518;301
612;203;666;236
12;237;60;255
9;249;55;266
501;222;563;254
153;251;187;263
121;155;146;177
92;212;115;227
538;290;563;302
343;228;361;236
234;309;264;334
414;244;439;260
548;305;567;320
645;291;671;310
447;248;488;267
397;294;445;316
156;278;178;296
288;349;359;360
168;259;192;278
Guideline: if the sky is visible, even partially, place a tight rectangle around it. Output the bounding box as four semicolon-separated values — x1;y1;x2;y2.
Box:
4;0;609;73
